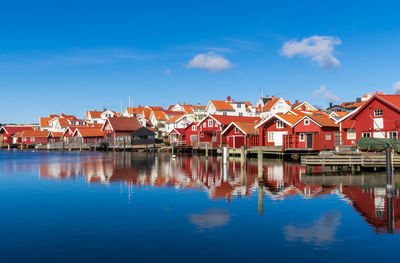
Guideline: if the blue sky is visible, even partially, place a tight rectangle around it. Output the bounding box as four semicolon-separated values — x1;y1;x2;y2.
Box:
2;0;400;123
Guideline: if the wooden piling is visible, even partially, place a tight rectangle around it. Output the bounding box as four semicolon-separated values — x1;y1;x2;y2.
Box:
240;146;245;168
258;182;264;215
258;149;263;180
205;143;208;158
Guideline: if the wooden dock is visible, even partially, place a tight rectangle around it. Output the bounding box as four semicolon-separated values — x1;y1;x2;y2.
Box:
301;154;400;169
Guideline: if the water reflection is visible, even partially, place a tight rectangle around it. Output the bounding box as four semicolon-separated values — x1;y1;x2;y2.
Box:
284;211;342;245
1;151;400;234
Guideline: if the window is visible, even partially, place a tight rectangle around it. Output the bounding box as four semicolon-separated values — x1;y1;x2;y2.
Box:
325;134;331;140
388;131;398;140
192;125;197;131
373;118;384;130
203;122;206;128
30;137;35;141
347;129;356;139
239;113;243;117
276;120;284;128
3;136;7;140
299;133;305;142
268;132;274;142
304;119;310;125
235;127;240;134
362;132;371;138
94;120;97;124
208;119;213;127
374;109;383;116
223;112;227;116
200;133;204;138
22;137;26;142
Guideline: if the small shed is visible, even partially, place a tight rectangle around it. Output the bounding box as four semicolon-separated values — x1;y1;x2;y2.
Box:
131;127;155;145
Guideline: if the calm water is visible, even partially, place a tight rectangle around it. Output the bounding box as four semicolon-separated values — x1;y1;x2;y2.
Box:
1;150;400;262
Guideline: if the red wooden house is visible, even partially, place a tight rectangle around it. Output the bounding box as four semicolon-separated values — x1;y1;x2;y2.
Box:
169;128;186;144
102;117;141;138
256;113;338;150
221;122;258;148
197;115;261;148
0;126;35;144
184;122;199;146
20;130;50;145
72;128;104;143
337;94;400;146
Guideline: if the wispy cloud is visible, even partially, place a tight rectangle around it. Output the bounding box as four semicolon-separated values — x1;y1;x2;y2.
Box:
284;211;341;245
188;208;230;229
281;35;342;69
312;85;340;103
223;37;259;51
186;52;232;73
393;81;400;94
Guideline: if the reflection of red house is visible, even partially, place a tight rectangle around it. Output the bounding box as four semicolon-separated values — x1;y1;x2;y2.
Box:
342;186;400;233
338;94;400;146
198;115;260;148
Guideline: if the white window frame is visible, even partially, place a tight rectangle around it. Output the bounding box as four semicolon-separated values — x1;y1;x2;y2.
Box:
347;129;356;140
325;134;331;140
203;122;206;128
362;132;371;138
374;109;383;117
299;133;305;142
235;127;240;134
388;131;398;140
304;119;310;126
30;137;35;142
22;137;27;142
268;132;274;142
276;120;284;129
208;119;213;127
192;125;197;131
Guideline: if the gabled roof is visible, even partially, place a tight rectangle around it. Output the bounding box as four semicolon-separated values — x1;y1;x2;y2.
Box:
50;132;63;138
170;128;186;135
182;105;194;114
102;117;141;132
165;114;185;123
293;114;338;128
40;117;52;127
74;128;104;137
0;126;35;135
292;101;317;111
255;113;304;128
86;110;103;119
21;130;50;138
209;100;235;111
221;121;258;135
261;97;279;111
125;107;145;115
12;131;23;138
337;94;400;124
152;110;168;121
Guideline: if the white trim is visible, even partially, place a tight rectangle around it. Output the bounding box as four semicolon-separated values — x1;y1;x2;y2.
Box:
221;122;247;135
255;113;294;129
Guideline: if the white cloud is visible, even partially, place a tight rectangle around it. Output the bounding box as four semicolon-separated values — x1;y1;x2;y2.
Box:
187;52;231;73
188;208;230;229
312;85;340;103
393;81;400;94
281;35;341;69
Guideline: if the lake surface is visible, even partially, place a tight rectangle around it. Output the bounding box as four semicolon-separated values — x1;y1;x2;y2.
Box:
1;150;400;262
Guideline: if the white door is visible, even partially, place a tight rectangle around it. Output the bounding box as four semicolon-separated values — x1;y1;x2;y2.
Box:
273;132;287;146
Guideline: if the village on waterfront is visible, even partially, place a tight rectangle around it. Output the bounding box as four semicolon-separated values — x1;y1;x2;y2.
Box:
1;92;398;159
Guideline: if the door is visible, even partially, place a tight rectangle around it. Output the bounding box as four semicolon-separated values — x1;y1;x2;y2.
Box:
306;134;313;148
273;132;287;146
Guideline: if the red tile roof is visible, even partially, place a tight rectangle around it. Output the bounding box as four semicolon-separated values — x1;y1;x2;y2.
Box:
170;128;186;135
306;115;339;127
0;126;35;135
276;113;304;125
75;128;104;137
210;100;234;111
104;117;141;132
21;130;50;138
40;117;52;127
165;114;185;123
261;97;279;111
233;122;258;135
50;132;63;138
153;110;168;120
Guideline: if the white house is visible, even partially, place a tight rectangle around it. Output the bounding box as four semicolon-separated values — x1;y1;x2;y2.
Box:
165;114;195;134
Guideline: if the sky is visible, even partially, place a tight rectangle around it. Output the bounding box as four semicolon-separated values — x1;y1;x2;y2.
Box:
2;0;400;123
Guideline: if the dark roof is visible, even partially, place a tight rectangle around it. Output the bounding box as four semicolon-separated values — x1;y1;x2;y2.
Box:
261;97;273;104
132;127;155;136
106;117;141;132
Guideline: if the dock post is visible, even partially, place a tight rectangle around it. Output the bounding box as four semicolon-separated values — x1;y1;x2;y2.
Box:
171;143;174;155
205;143;208;158
20;143;23;151
306;165;312;175
386;148;393;192
258;149;263;180
80;141;82;153
240;146;245;168
387;189;394;233
258;182;264;215
351;165;355;175
7;144;10;150
123;138;126;152
223;147;228;165
240;165;246;186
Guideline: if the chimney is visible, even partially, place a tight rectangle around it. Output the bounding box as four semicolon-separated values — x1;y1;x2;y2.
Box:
356;98;361;103
329;102;333;108
295;100;299;104
227;96;231;101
